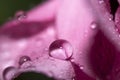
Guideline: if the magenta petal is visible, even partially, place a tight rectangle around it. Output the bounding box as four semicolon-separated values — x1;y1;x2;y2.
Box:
56;0;120;79
26;0;61;22
71;62;96;80
115;6;120;31
0;20;75;80
89;30;117;79
0;1;75;80
1;0;120;80
56;0;99;78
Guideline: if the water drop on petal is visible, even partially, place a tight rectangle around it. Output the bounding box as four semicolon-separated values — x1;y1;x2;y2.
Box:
99;0;104;4
15;11;26;21
72;77;75;80
79;65;84;70
70;58;75;62
49;39;73;60
90;22;97;29
19;56;31;65
3;66;17;80
108;15;113;21
116;28;119;32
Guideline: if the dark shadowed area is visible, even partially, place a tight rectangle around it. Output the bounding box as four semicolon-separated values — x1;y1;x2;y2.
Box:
89;30;117;79
13;71;55;80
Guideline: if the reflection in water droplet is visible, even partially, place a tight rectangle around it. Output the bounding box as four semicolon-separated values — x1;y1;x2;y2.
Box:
19;56;31;65
3;66;17;80
20;61;33;69
15;11;26;21
49;39;73;60
90;22;97;29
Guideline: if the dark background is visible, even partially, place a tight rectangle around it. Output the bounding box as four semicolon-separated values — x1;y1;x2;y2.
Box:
0;0;45;25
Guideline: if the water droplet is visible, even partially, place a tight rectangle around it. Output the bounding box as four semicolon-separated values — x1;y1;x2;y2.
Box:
118;35;120;37
79;65;84;70
19;56;31;65
108;15;113;21
70;58;75;62
99;0;104;4
116;28;119;32
3;66;17;80
90;22;97;29
15;11;26;21
49;39;73;60
72;77;75;80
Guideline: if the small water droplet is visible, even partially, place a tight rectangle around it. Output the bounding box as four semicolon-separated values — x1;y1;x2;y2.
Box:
49;39;73;60
72;77;75;80
108;15;113;21
70;58;75;62
19;56;31;65
79;65;84;70
90;22;97;29
118;35;120;38
15;11;26;21
116;28;119;32
3;66;17;80
99;0;104;4
116;19;119;23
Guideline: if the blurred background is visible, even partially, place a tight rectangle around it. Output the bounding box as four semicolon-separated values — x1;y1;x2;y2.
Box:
0;0;45;25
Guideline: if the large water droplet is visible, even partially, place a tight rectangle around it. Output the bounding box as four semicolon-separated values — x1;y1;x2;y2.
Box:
15;11;26;21
19;56;31;65
3;66;17;80
49;39;73;60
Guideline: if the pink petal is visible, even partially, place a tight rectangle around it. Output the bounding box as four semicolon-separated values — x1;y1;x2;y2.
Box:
0;1;75;80
56;0;120;79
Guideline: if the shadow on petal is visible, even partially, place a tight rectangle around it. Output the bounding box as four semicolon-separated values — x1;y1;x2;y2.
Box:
0;21;54;39
89;30;117;79
71;62;95;80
